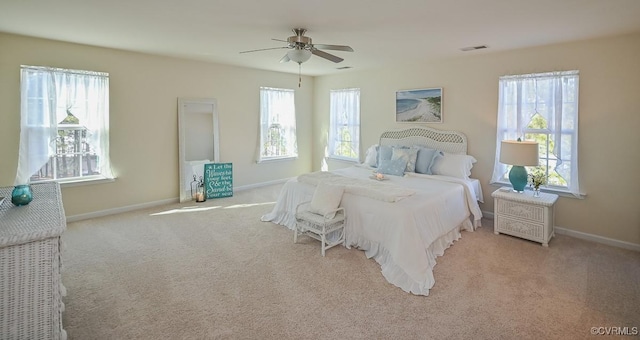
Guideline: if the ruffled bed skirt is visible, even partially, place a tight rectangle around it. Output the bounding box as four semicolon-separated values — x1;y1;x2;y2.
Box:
347;220;471;296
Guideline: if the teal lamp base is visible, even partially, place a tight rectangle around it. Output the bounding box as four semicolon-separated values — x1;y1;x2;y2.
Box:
508;166;528;192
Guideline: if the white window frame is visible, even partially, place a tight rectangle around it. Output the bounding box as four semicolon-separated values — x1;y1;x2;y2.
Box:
328;88;361;162
258;87;298;162
17;65;113;185
491;70;582;198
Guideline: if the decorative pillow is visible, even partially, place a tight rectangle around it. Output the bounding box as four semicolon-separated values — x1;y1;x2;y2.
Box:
364;144;378;167
309;182;345;219
431;152;477;179
415;148;443;174
391;147;419;172
376;145;394;167
377;158;408;177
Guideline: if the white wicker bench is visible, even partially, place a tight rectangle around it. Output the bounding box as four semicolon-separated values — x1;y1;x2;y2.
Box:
0;182;67;340
294;201;345;257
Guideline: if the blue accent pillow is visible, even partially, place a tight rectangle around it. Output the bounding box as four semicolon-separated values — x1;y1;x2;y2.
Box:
377;158;408;176
415;148;443;174
376;145;394;167
391;147;419;172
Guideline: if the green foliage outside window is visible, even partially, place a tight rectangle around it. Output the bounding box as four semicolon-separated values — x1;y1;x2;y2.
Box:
525;113;567;187
334;127;357;158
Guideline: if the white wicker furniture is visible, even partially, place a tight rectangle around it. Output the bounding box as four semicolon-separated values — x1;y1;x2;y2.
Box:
379;126;467;154
294;201;345;257
492;188;558;247
0;182;67;340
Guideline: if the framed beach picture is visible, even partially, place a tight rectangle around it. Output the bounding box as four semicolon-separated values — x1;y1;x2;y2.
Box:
395;88;442;123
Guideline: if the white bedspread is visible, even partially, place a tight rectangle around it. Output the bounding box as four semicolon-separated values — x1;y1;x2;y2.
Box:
261;166;483;296
298;171;415;202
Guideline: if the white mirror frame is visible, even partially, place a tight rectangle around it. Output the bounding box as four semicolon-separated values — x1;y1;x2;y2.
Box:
178;97;220;202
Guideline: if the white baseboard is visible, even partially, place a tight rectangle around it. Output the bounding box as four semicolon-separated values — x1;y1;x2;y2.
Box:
481;210;639;252
67;178;293;223
481;210;494;220
67;197;178;223
554;227;640;252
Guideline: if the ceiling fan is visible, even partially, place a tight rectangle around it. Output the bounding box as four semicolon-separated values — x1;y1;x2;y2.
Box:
240;28;354;65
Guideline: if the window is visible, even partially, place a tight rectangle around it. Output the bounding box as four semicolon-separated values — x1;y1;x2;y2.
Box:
258;87;297;161
491;70;581;197
16;66;112;184
329;88;360;161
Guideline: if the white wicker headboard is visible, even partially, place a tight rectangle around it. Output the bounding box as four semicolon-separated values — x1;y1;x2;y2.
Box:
379;126;468;154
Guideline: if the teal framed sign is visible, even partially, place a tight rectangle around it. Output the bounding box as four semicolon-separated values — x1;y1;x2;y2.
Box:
203;163;233;199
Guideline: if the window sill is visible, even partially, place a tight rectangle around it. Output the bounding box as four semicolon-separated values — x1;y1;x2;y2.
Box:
257;156;298;164
33;176;116;188
490;181;586;199
327;156;359;164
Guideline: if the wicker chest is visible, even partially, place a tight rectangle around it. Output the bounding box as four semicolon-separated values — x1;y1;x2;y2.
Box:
0;182;67;340
492;188;558;247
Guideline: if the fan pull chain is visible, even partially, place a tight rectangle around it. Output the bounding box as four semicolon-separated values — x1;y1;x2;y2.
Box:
298;63;302;87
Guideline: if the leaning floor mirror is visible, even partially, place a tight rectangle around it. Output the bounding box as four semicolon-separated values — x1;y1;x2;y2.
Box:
178;98;220;202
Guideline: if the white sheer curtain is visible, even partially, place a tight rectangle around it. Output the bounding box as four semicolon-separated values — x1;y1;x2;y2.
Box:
490;70;580;197
258;87;297;161
16;66;112;184
329;88;360;160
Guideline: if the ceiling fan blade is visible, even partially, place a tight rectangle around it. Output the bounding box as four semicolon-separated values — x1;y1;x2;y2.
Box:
312;49;344;63
313;44;354;52
239;46;288;54
279;54;290;63
271;38;288;43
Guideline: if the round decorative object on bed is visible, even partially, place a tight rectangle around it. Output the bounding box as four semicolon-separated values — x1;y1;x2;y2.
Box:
369;173;388;181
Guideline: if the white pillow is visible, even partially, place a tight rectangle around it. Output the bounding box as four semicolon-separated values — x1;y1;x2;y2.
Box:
309;182;345;219
364;144;378;167
431;152;477;179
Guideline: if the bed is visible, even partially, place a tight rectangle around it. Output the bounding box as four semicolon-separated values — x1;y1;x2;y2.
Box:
261;126;483;296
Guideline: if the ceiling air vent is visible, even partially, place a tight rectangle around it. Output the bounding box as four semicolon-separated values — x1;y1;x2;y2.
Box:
460;45;488;52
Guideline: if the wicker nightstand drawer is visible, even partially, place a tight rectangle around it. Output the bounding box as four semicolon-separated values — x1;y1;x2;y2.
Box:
495;215;545;243
492;188;558;247
497;199;545;223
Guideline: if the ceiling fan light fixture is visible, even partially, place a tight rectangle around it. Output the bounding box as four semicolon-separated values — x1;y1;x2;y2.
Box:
287;48;312;64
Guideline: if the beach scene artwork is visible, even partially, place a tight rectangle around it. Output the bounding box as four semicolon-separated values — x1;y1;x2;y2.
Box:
396;88;442;123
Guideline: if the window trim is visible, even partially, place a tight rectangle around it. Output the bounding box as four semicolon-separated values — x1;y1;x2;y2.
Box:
490;181;586;199
258;87;298;162
491;70;581;198
18;65;112;185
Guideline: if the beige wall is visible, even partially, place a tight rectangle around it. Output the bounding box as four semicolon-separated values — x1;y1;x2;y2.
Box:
0;33;314;217
313;33;640;246
1;32;638;247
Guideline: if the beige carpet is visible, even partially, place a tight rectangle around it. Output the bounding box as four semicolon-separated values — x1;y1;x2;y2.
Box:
62;184;640;339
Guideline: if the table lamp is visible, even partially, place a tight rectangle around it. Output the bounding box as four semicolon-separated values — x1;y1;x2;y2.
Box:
499;139;539;192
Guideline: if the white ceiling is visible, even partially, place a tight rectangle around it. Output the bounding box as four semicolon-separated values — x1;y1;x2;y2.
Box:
1;0;639;76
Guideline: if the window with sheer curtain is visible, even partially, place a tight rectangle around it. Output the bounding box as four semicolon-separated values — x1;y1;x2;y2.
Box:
328;88;360;161
490;70;581;197
16;66;113;185
258;87;297;162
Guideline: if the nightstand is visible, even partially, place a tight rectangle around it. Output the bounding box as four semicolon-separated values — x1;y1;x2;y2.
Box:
492;188;559;247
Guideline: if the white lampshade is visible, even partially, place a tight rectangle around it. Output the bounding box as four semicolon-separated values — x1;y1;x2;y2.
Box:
287;48;312;63
500;140;539;166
